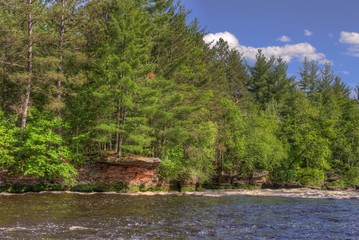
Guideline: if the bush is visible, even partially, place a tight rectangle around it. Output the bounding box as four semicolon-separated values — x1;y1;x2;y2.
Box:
70;182;127;192
0;183;67;193
296;168;325;187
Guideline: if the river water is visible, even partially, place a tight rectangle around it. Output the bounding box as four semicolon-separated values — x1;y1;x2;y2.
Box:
0;192;358;239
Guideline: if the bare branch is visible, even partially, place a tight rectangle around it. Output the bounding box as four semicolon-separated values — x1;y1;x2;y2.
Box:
0;60;25;69
0;30;21;33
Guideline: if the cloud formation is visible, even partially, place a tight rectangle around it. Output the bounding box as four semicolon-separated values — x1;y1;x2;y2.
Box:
203;32;240;49
304;29;313;36
339;31;359;57
203;31;327;63
277;35;291;42
339;31;359;44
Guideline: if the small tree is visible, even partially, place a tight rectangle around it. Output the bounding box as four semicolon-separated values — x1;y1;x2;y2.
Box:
0;112;17;168
16;109;77;183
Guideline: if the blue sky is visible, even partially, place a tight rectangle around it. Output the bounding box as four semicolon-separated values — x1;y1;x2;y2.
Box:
181;0;359;93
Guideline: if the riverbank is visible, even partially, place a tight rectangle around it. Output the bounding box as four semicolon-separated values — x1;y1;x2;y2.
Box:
1;188;358;199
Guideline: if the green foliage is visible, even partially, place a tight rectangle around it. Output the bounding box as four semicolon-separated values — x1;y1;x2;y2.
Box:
16;109;77;183
213;98;245;174
70;182;127;193
159;146;186;180
0;112;17;168
185;121;218;183
240;105;287;174
0;183;67;193
160;121;217;184
0;0;358;190
296;168;325;187
345;167;359;183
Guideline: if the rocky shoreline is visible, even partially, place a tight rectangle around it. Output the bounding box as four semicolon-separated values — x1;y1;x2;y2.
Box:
1;188;358;200
102;188;359;199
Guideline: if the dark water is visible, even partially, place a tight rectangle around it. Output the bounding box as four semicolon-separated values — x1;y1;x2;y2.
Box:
0;193;359;239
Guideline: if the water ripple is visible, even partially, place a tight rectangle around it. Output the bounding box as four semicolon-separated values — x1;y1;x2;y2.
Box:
0;193;358;239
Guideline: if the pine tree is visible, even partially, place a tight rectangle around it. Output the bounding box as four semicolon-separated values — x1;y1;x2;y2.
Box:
298;57;320;96
247;50;274;107
248;51;294;109
0;1;40;128
84;0;155;157
279;92;331;185
209;38;249;103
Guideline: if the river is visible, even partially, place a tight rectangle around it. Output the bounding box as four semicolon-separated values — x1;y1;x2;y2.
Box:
0;191;358;239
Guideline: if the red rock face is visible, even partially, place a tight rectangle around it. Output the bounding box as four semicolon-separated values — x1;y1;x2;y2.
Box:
0;157;163;188
0;169;39;185
77;157;162;187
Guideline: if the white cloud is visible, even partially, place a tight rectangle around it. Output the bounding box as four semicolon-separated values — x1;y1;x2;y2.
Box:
203;31;240;49
347;46;359;57
304;29;313;36
339;31;359;57
341;70;350;75
339;31;359;44
328;33;334;38
203;31;327;63
277;35;291;42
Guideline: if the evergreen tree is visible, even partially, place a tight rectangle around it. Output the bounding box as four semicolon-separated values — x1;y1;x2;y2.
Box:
0;0;44;128
248;51;294;110
210;38;249;103
279;92;331;185
212;98;245;175
84;0;154;157
241;103;287;175
247;50;277;108
298;57;320;96
0;0;358;187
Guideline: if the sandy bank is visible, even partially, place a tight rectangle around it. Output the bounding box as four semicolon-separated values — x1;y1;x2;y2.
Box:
116;188;359;199
1;188;359;199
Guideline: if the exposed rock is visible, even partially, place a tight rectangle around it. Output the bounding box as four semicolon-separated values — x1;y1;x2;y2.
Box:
323;184;357;191
212;171;269;187
77;156;162;187
250;170;269;185
351;184;359;190
0;169;40;185
231;175;249;186
251;170;269;178
326;176;341;183
0;156;163;189
179;179;197;191
213;175;233;186
325;185;347;191
98;156;161;167
263;181;304;189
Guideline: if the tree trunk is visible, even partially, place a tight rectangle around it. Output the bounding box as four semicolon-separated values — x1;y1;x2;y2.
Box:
21;0;33;130
116;99;125;158
57;0;65;117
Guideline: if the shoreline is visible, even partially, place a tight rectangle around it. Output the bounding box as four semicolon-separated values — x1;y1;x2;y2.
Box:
1;188;358;199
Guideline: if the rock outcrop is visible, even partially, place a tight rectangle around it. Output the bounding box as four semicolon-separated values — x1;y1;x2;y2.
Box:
0;156;163;188
77;156;162;187
0;169;38;185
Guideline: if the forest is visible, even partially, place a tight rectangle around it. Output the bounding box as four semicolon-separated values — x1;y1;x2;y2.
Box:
0;0;358;187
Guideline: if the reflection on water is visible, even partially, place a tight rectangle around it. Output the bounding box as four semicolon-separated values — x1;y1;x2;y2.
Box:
0;193;358;239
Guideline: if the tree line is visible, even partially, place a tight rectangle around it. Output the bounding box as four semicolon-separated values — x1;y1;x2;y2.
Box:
0;0;358;186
